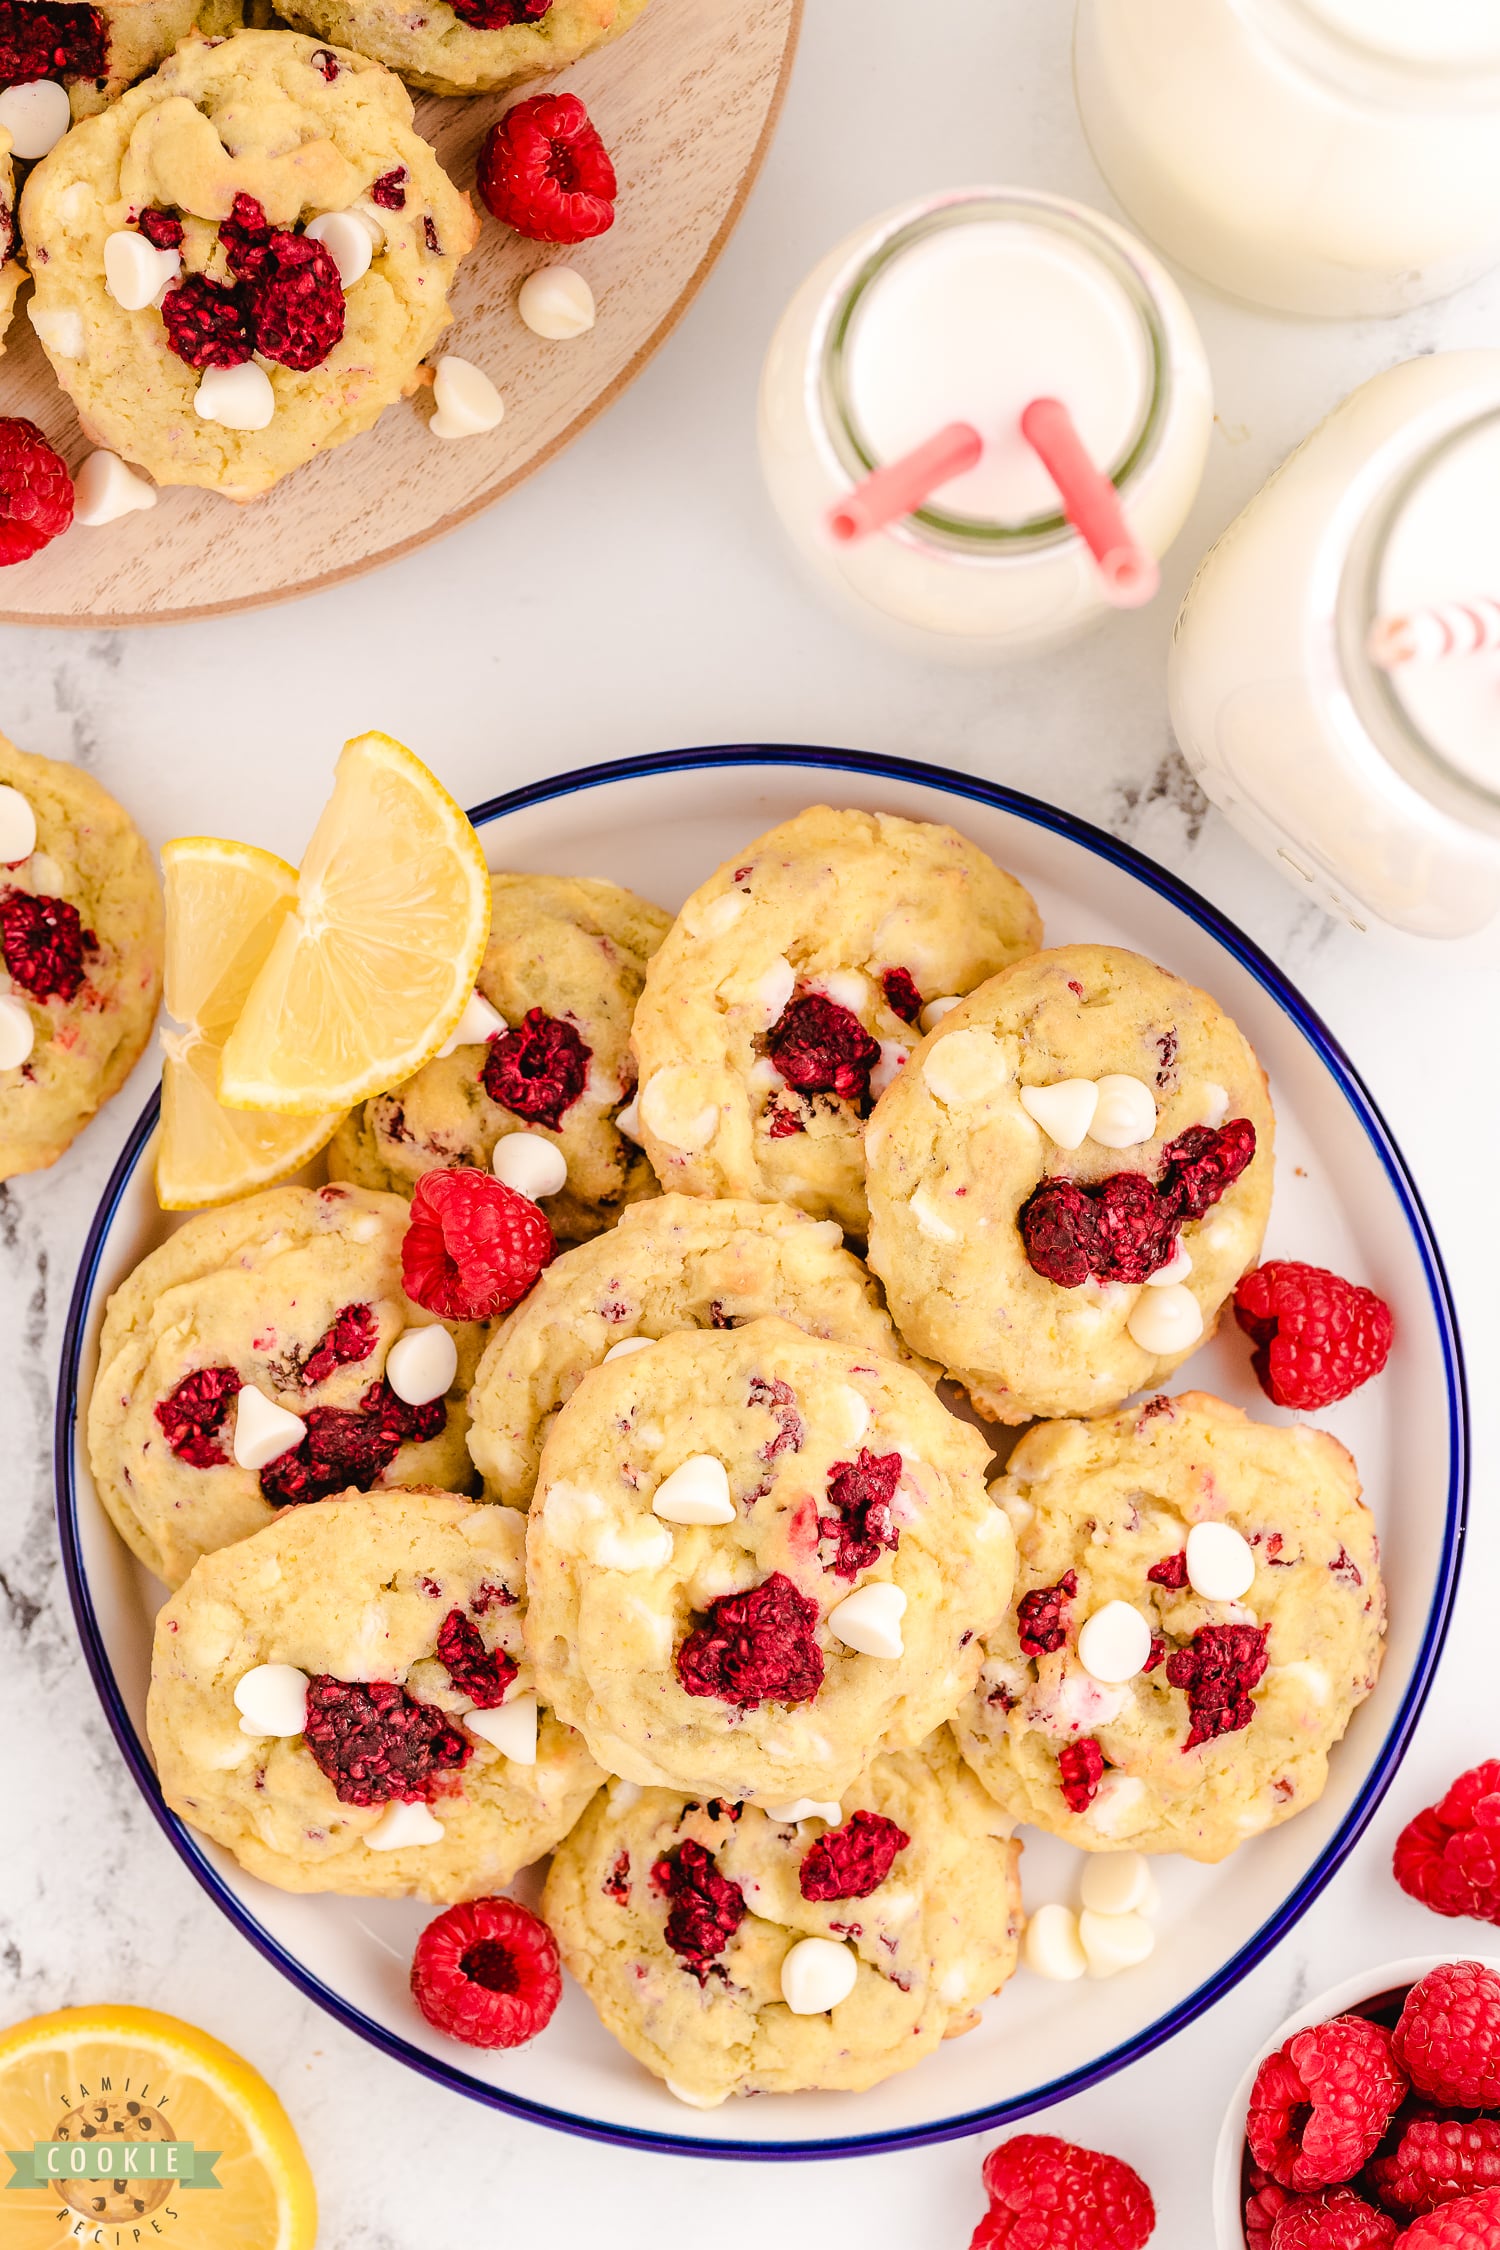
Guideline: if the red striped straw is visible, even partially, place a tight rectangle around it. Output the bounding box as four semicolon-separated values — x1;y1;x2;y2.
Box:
1368;598;1500;669
827;421;983;543
1019;396;1159;608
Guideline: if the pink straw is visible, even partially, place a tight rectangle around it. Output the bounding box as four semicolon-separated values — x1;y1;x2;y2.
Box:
1019;396;1159;608
827;422;983;543
1368;598;1500;669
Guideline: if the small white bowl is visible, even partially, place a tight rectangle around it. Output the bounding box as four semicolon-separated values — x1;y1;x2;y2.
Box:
1212;1951;1500;2247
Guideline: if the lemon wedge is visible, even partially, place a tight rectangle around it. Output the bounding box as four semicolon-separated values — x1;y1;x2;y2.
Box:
0;2004;316;2250
217;731;491;1117
156;837;341;1209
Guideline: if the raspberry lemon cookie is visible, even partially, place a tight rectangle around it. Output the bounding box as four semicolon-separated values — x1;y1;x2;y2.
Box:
329;873;668;1244
88;1183;485;1586
0;0;244;127
865;944;1275;1423
544;1732;1021;2104
524;1317;1012;1802
149;1488;602;1899
951;1392;1384;1861
21;29;478;501
273;0;649;100
0;733;162;1179
629;807;1041;1237
467;1193;929;1508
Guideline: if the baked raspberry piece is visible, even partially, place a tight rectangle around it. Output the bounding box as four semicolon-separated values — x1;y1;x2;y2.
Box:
410;1896;561;2048
799;1809;910;1901
137;209;184;251
303;1675;472;1805
652;1838;746;1981
1017;1570;1077;1657
161;275;255;371
258;1378;444;1504
0;889;93;1000
748;1371;804;1460
401;1166;554;1321
879;966;923;1024
1393;1962;1500;2108
1146;1551;1188;1590
1157;1118;1257;1219
218;192;273;280
294;1302;379;1388
1092;1171;1180;1285
765;1098;805;1137
1397;2186;1500;2248
1247;2015;1407;2190
449;0;552;20
1369;2116;1500;2219
1234;1261;1393;1411
0;1;106;87
481;1006;591;1127
0;419;74;567
603;1850;630;1902
1269;2189;1397;2249
766;993;882;1107
477;93;617;244
676;1571;824;1707
154;1365;242;1468
436;1608;518;1709
1059;1737;1105;1812
1166;1622;1270;1749
1395;1763;1500;1925
370;167;408;211
818;1449;901;1579
1019;1177;1101;1289
242;228;346;371
977;2133;1156;2250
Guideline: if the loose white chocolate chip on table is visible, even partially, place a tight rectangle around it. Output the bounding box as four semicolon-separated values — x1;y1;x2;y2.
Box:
28;302;85;359
827;1581;906;1659
436;987;506;1056
639;1068;718;1152
0;79;71;160
1089;1074;1159;1150
922;1027;1012;1106
231;1384;307;1472
1186;1520;1257;1602
73;451;157;527
0;995;33;1071
304;210;373;289
0;785;36;864
869;1040;909;1099
1077;1600;1153;1685
103;230;181;312
384;1324;457;1408
1144;1241;1193;1288
780;1936;858;2015
1081;1851;1160;1919
614;1096;642;1144
604;1335;656;1363
465;1692;537;1765
429;355;505;440
919;994;962;1032
652;1455;735;1526
233;1663;310;1738
195;361;275;432
765;1799;841;1825
1079;1908;1157;1978
517;264;596;339
492;1130;567;1201
1024;1901;1087;1981
364;1799;445;1851
1126;1282;1204;1356
1019;1078;1099;1149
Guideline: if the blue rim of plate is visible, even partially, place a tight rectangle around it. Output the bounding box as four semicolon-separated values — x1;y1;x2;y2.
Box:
55;743;1468;2162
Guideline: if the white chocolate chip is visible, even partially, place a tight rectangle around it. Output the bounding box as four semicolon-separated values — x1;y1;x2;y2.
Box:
0;79;71;160
1089;1074;1158;1150
103;230;181;312
1272;1659;1330;1706
195;361;275;432
665;2079;728;2109
1144;1241;1193;1288
764;1798;841;1825
73;451;156;527
437;987;507;1056
1080;1852;1159;1918
492;1130;567;1202
465;1691;537;1765
614;1096;642;1144
639;1067;717;1152
652;1455;735;1526
346;202;386;249
828;1581;906;1659
28;302;85;359
1079;1907;1156;1978
909;1182;959;1242
1186;1520;1256;1602
233;1662;309;1738
1126;1283;1203;1357
868;1040;909;1100
922;1027;1012;1107
591;1518;675;1572
919;994;962;1033
1019;1079;1099;1149
430;354;504;440
231;1383;306;1472
780;1936;857;2015
813;970;870;1015
364;1799;445;1851
384;1324;457;1407
1085;1771;1150;1839
0;994;33;1070
603;1335;655;1364
753;956;795;1025
0;786;36;864
1024;1901;1087;1981
1199;1082;1230;1128
695;892;746;937
1077;1600;1153;1685
304;209;373;289
518;264;596;339
830;1384;871;1448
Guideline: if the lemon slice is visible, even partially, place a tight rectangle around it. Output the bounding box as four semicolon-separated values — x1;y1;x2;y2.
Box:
156;838;341;1210
217;732;491;1117
0;2004;316;2250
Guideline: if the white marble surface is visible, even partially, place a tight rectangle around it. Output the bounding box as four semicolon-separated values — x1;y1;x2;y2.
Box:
2;2;1498;2242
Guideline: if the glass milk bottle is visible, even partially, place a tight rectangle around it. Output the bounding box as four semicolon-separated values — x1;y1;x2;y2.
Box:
756;190;1213;661
1074;0;1500;319
1169;353;1500;939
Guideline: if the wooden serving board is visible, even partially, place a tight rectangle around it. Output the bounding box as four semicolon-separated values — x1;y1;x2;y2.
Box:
0;0;800;626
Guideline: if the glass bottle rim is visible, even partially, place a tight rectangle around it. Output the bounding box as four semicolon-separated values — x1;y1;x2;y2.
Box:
816;190;1171;555
1238;0;1500;106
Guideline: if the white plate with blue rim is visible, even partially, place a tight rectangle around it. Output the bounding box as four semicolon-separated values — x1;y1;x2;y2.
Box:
56;744;1465;2160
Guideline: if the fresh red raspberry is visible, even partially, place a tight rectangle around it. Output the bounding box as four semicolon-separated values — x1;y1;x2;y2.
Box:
242;229;346;370
410;1896;561;2048
401;1166;554;1320
293;1302;379;1388
477;92;617;244
879;966;923;1023
1059;1738;1106;1812
303;1675;472;1805
1394;1765;1500;1924
258;1378;444;1503
767;992;882;1107
0;419;74;566
675;1571;824;1707
1393;1962;1500;2108
651;1838;746;1980
369;167;407;211
0;888;93;999
818;1449;902;1579
435;1608;517;1709
1157;1118;1257;1219
1247;2016;1408;2190
161;275;256;371
154;1364;242;1467
1234;1261;1393;1411
1269;2189;1397;2249
1017;1571;1077;1657
137;208;183;251
1166;1622;1270;1750
481;1006;591;1127
799;1809;909;1901
449;0;551;20
1146;1551;1188;1590
1398;2187;1500;2248
1246;2176;1294;2249
978;2133;1156;2250
0;0;106;86
1019;1177;1102;1288
1369;2116;1500;2219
